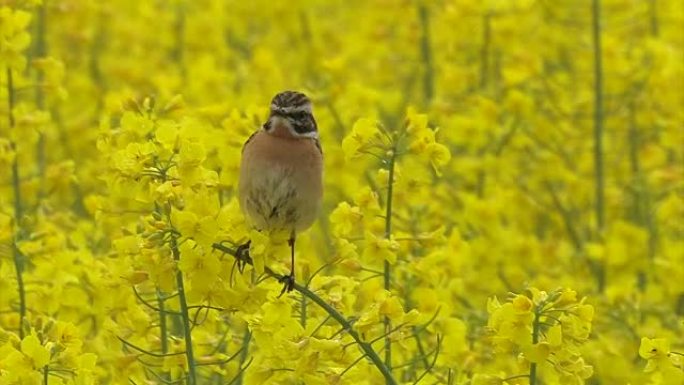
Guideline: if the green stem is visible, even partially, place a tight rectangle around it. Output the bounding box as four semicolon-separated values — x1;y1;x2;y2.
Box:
412;330;430;370
43;365;48;385
529;309;540;385
649;0;659;37
545;181;582;251
418;4;434;105
33;3;47;187
300;293;307;328
157;289;171;382
477;13;491;199
8;68;26;339
157;290;169;354
627;103;654;291
591;0;606;292
383;148;397;383
479;13;492;90
211;243;397;385
298;283;396;385
89;11;105;114
172;3;186;82
591;0;605;232
170;238;197;385
235;328;251;385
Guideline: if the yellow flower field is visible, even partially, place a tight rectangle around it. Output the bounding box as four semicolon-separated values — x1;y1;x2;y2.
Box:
0;0;682;384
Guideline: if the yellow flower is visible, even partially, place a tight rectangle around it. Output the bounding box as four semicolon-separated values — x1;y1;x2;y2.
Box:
178;240;220;279
353;186;382;215
639;337;670;360
378;295;404;321
248;229;269;274
522;342;550;363
178;139;206;169
329;202;363;238
112;142;156;176
553;289;578;308
362;232;399;264
49;321;83;351
172;209;218;247
20;334;50;369
511;295;533;313
112;235;141;256
547;324;563;347
335;238;359;265
0;212;12;242
155;120;181;151
471;374;504;385
32;57;68;101
119;111;155;138
342;118;382;160
0;7;32;70
406;107;429;135
425;141;451;174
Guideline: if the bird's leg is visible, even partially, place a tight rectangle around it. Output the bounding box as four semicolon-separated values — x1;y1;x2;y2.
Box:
235;240;252;273
288;234;295;288
278;232;296;296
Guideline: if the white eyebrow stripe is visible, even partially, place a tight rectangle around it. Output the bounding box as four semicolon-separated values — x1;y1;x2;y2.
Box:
271;104;312;114
298;131;319;138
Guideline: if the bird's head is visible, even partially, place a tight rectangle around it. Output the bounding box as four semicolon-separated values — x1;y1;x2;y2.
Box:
264;91;318;139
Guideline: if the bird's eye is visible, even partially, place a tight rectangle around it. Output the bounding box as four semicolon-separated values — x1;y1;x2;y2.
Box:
291;112;306;120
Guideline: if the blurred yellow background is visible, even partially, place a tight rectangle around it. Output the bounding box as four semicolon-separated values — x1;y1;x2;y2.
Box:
0;0;682;384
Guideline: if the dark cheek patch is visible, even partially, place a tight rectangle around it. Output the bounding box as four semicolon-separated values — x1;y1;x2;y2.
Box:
294;117;316;134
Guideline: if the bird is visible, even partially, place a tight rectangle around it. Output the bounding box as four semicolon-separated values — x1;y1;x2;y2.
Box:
238;91;323;293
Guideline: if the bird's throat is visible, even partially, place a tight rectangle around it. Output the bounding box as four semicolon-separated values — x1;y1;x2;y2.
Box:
267;116;298;139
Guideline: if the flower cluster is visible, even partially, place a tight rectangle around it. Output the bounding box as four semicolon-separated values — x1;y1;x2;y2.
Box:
0;318;96;384
638;337;684;384
484;288;594;384
0;0;682;384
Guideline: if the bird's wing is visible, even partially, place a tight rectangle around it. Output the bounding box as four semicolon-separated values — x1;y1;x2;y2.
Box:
241;130;259;153
312;137;323;155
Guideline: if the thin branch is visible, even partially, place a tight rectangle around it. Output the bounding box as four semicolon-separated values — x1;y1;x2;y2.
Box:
196;347;245;366
170;235;198;385
212;242;397;385
309;315;333;338
226;357;254;385
7;67;26;339
132;286;180;315
117;336;186;358
339;354;367;379
412;335;441;385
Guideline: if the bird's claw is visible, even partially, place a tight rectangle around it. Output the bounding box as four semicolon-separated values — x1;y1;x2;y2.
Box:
277;273;295;297
235;241;252;273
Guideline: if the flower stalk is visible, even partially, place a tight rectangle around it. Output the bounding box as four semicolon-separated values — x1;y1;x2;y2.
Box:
157;289;172;382
33;2;47;184
212;242;398;385
591;0;606;292
383;146;397;383
418;4;434;106
171;236;197;385
529;307;541;385
7;68;26;339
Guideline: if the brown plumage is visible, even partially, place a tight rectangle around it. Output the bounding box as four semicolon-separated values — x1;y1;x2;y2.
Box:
238;91;323;292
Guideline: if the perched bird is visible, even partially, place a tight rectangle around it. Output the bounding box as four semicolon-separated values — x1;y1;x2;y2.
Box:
238;91;323;293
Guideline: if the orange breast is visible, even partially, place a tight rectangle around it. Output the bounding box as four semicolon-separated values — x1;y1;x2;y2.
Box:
238;130;323;232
